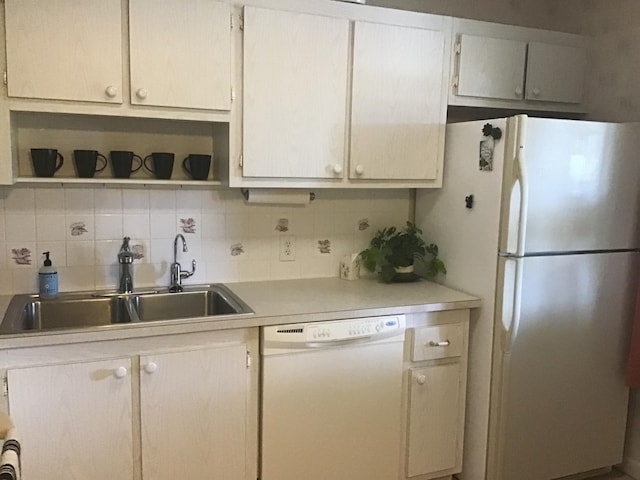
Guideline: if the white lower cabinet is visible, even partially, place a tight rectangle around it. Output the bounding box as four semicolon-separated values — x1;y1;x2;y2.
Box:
403;312;469;480
407;363;462;477
7;358;134;480
139;346;247;480
4;329;257;480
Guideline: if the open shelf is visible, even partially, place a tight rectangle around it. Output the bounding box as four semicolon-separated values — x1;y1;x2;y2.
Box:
11;111;230;185
15;177;224;187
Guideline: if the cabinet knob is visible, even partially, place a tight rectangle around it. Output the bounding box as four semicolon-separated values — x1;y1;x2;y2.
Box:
114;366;128;379
144;362;158;374
514;86;523;98
332;164;343;175
136;88;148;100
416;374;426;385
532;87;541;97
355;164;364;176
105;85;118;98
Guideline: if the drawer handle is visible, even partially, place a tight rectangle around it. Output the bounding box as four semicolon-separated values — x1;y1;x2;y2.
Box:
427;340;451;347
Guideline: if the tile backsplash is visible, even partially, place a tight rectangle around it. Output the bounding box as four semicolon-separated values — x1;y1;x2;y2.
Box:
0;186;410;294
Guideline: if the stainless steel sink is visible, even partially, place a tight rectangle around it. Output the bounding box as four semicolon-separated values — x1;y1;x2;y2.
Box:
0;285;253;334
133;289;244;322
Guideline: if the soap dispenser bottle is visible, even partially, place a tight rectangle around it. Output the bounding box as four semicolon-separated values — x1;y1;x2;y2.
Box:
39;251;58;298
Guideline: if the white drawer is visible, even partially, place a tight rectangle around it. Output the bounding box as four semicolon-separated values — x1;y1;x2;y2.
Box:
411;323;464;361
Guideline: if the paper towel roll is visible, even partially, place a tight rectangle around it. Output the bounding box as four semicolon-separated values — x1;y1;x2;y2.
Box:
242;189;313;206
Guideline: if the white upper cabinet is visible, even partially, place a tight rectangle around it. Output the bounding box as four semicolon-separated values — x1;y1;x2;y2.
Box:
456;35;527;101
4;0;232;112
129;0;232;110
235;3;451;188
350;21;447;181
242;6;349;179
4;0;123;103
525;42;586;104
450;19;587;112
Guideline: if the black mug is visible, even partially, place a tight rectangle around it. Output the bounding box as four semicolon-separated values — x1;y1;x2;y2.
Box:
31;148;64;178
144;152;174;180
73;150;107;178
110;151;142;179
182;154;211;180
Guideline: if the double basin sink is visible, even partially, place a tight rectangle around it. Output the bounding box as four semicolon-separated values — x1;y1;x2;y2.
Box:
0;284;253;334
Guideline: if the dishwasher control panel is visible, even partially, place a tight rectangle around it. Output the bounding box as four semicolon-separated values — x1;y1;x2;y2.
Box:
306;315;404;342
262;315;406;354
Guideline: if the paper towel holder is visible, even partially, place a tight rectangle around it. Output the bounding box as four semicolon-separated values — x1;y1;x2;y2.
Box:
241;188;316;204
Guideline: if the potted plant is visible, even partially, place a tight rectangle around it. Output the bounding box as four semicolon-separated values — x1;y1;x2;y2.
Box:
360;222;446;283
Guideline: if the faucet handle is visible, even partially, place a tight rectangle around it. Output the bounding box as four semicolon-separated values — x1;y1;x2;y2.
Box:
180;259;196;280
120;236;131;252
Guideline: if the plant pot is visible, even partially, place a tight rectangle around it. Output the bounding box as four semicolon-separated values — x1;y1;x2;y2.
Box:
393;264;418;282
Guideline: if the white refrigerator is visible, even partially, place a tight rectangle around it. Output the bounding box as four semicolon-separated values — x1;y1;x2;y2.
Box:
416;115;640;480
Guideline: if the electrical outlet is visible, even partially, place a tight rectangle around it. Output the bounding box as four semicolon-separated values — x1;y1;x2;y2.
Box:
279;235;296;261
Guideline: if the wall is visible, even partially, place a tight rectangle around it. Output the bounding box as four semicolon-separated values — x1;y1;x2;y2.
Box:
0;186;410;294
582;1;640;477
582;0;640;122
368;0;584;33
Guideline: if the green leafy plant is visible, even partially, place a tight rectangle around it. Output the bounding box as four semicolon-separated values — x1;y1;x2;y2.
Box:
360;222;446;283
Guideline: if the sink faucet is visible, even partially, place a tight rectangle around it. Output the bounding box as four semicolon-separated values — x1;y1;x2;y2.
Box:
169;234;195;292
118;237;134;294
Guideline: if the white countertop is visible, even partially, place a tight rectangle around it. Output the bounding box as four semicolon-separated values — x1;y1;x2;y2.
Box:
227;276;479;321
0;276;480;349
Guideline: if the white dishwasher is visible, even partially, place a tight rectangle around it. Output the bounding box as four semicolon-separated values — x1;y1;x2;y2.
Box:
260;315;406;480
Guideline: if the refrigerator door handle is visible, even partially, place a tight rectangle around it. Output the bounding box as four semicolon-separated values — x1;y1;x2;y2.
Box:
514;143;529;256
500;256;523;354
501;116;529;256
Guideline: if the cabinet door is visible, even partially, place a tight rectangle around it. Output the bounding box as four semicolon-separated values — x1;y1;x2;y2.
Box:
129;0;232;110
525;42;586;104
406;363;462;477
7;358;134;480
456;34;526;101
140;345;247;480
242;6;349;179
4;0;123;103
350;21;446;181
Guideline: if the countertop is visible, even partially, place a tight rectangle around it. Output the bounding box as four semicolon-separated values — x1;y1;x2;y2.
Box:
0;276;480;349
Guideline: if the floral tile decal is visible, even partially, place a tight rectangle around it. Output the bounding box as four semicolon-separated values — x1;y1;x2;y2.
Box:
275;218;289;232
180;218;196;234
70;221;88;236
132;244;145;260
317;239;331;254
231;243;244;256
11;248;32;265
358;218;370;231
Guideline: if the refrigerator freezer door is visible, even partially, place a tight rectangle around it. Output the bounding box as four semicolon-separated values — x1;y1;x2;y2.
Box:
499;117;640;254
488;252;636;480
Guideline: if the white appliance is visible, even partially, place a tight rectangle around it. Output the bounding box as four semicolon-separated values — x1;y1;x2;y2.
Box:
416;115;640;480
260;315;405;480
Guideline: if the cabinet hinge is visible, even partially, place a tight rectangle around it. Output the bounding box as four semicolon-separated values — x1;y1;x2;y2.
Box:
246;350;252;368
2;377;7;397
454;42;461;55
452;75;459;88
239;154;243;168
2;72;6;86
